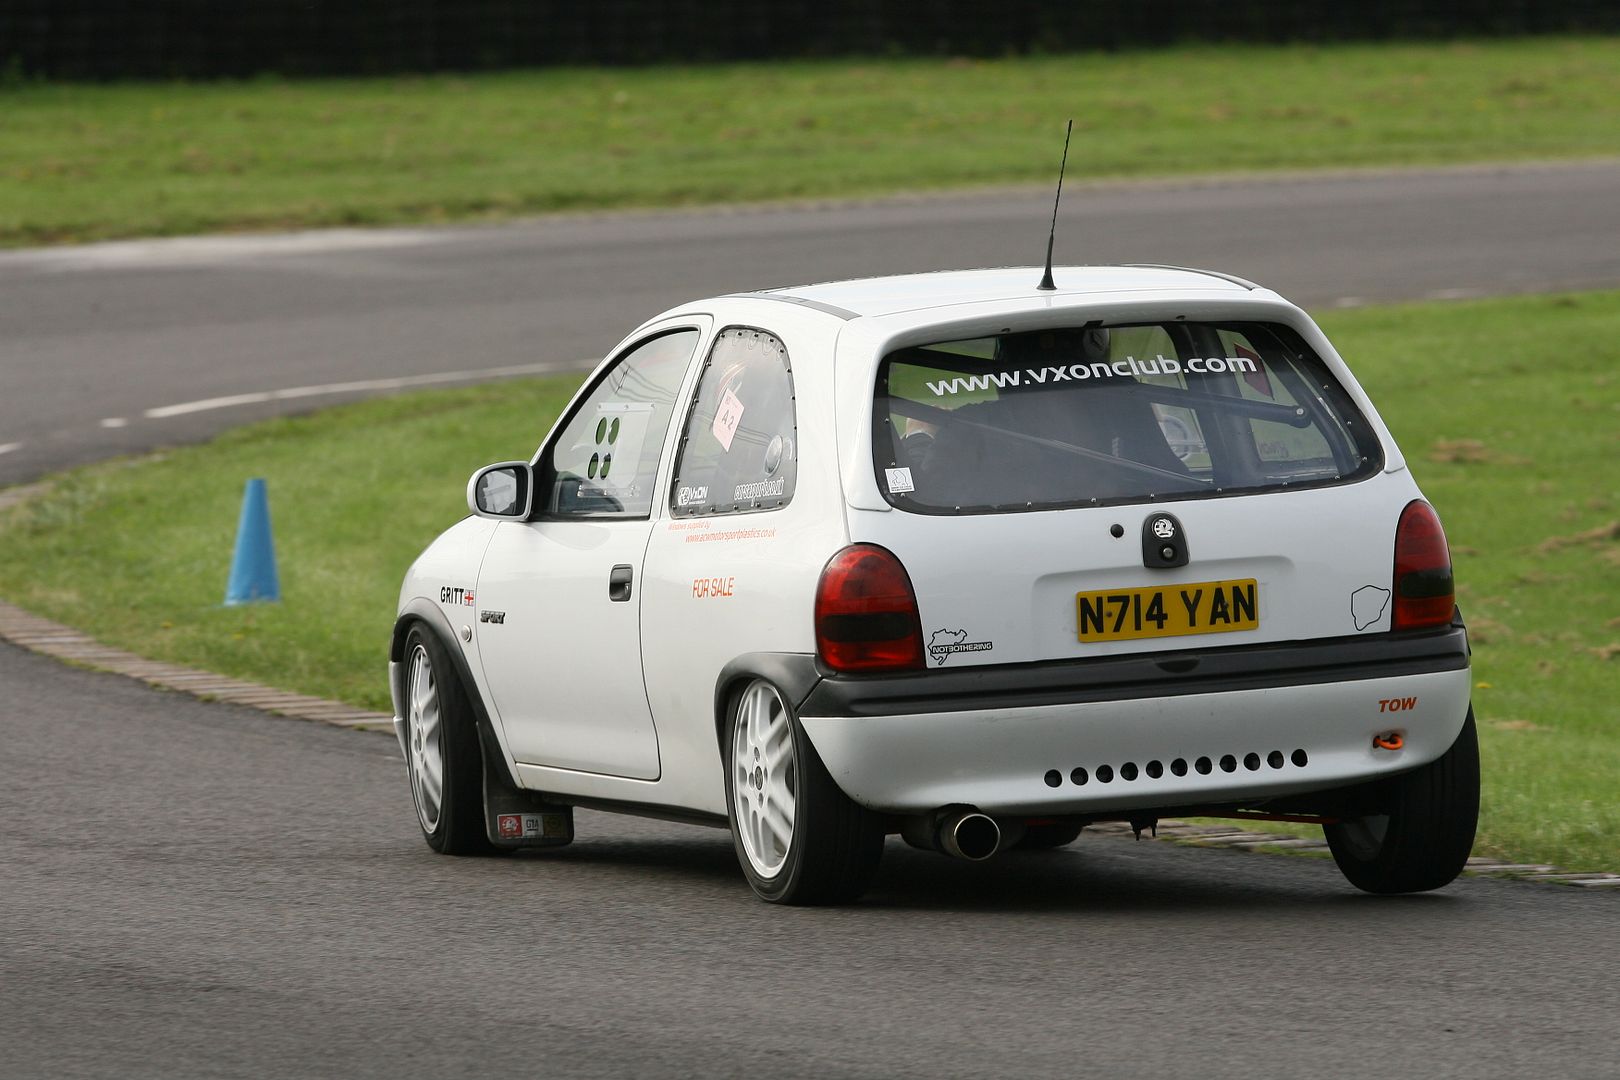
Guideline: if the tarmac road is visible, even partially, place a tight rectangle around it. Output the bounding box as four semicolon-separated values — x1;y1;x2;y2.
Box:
2;642;1615;1080
3;162;1620;1078
3;159;1620;487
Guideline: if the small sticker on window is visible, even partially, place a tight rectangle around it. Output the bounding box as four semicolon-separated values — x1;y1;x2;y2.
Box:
712;387;745;452
885;467;915;493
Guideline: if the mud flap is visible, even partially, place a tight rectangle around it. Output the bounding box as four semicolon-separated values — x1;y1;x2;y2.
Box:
480;732;573;850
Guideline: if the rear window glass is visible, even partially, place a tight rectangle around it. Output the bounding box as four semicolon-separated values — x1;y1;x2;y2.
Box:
873;322;1382;514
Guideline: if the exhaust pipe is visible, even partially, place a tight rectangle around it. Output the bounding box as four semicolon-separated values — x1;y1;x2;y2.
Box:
902;807;1024;861
940;811;1001;861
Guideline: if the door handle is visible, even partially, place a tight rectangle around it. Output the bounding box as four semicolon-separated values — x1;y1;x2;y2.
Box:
608;564;633;602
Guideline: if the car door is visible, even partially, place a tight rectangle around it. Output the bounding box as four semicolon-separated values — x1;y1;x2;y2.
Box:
475;322;706;779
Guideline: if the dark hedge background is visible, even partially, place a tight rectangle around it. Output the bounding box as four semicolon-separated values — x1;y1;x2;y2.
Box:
4;0;1618;81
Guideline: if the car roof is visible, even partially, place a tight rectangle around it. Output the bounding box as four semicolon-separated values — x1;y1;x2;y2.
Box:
741;265;1264;321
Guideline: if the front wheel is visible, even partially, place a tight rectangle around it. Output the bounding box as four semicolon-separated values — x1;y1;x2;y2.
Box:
403;625;496;856
724;679;884;905
1324;709;1479;894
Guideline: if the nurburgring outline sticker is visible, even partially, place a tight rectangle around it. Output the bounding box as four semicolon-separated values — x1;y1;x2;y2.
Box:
928;628;993;666
1351;585;1391;631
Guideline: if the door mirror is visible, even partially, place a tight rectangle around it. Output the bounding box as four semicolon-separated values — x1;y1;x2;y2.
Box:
468;462;533;520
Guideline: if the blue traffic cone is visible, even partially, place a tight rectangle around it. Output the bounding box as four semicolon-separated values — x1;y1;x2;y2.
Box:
224;478;281;605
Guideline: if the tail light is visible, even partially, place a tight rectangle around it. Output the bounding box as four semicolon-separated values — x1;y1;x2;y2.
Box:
1393;500;1455;630
814;544;925;673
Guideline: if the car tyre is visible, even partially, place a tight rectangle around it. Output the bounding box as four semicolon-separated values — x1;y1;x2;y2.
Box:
404;624;497;856
725;678;884;905
1324;709;1479;894
1013;822;1084;851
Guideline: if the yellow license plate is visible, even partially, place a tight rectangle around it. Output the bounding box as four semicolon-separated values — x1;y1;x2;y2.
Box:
1076;578;1259;642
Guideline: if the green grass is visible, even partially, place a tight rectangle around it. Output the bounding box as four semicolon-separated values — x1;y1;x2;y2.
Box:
4;36;1620;246
1;291;1617;870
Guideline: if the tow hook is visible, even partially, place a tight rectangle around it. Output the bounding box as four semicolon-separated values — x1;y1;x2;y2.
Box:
1373;731;1405;751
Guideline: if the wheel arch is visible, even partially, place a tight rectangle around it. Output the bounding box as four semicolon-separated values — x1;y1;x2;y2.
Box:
392;598;521;790
712;652;822;752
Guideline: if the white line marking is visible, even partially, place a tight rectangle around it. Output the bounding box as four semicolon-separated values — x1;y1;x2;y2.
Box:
100;417;128;428
1;229;439;272
0;442;21;456
143;361;593;419
1424;288;1480;301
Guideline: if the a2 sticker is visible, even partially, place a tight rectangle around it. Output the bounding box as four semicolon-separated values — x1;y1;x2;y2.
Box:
712;387;745;452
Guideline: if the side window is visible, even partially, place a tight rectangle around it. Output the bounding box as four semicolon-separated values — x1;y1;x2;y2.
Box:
1218;329;1336;474
539;329;699;518
670;327;797;517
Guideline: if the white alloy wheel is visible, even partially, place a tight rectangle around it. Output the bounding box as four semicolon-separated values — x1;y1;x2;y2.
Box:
407;643;445;834
731;680;797;879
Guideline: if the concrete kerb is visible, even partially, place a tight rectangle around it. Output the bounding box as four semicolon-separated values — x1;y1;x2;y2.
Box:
0;597;395;734
0;471;1613;888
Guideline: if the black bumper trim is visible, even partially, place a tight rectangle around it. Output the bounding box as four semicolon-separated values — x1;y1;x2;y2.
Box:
799;624;1469;719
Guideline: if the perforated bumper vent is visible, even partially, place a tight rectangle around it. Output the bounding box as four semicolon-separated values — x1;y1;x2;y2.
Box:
1042;748;1308;789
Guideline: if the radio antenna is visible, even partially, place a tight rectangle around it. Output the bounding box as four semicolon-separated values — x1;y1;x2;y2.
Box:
1036;119;1074;292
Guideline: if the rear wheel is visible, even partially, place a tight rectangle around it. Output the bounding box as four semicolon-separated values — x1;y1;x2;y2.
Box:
404;625;496;856
725;679;884;905
1325;709;1479;894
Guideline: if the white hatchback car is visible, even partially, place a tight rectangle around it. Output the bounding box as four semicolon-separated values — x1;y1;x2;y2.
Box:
390;266;1477;904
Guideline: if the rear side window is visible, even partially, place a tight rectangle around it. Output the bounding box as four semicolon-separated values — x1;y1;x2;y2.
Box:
874;321;1381;514
670;327;797;517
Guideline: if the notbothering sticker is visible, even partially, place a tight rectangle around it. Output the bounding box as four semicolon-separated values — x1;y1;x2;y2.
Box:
712;387;745;452
885;466;915;493
1351;585;1391;631
928;628;993;666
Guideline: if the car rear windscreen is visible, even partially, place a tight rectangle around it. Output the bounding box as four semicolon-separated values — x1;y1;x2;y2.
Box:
873;321;1383;513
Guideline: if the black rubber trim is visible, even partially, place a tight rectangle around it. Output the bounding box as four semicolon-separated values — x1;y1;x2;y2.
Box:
800;623;1470;719
554;794;729;831
712;652;824;748
392;599;522;790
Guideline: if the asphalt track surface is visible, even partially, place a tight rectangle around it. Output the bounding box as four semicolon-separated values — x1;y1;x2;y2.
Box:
3;159;1620;487
3;163;1620;1078
3;643;1616;1080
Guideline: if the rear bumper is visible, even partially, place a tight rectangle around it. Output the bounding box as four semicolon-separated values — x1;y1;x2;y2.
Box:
794;625;1471;816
